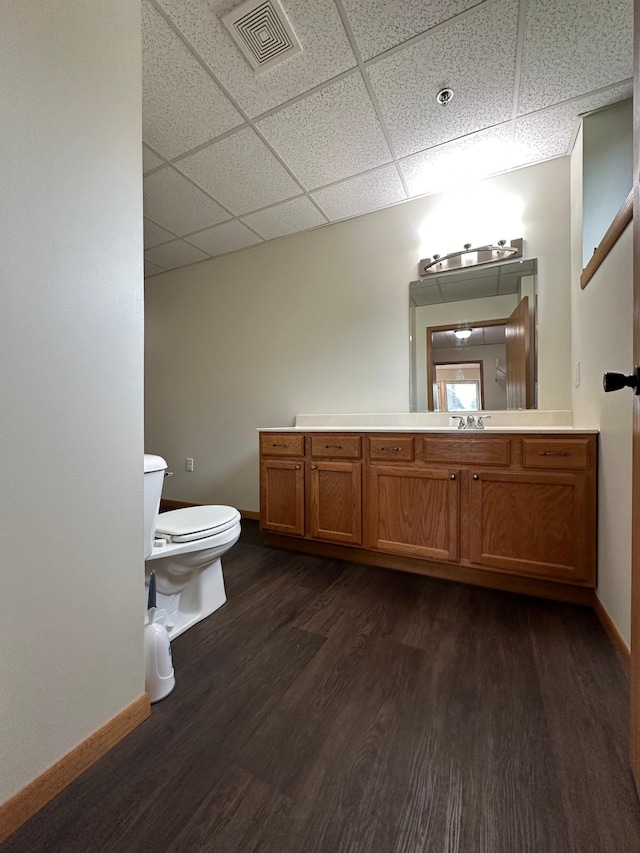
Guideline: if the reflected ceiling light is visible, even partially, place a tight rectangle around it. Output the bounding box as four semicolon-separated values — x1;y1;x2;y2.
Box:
455;328;473;340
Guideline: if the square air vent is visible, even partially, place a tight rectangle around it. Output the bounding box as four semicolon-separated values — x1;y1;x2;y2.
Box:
221;0;302;74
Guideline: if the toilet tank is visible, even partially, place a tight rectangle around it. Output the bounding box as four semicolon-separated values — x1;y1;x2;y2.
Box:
144;454;167;559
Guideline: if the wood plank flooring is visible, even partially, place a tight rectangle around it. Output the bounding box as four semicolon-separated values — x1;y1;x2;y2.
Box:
4;521;640;852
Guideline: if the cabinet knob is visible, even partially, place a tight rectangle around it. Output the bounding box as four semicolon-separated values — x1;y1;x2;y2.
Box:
472;474;479;481
295;464;301;470
310;464;317;470
449;474;456;481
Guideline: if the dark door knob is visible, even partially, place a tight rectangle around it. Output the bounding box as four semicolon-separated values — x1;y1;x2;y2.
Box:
603;366;640;395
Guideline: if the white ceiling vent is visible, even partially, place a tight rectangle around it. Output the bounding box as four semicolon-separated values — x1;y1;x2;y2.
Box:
222;0;302;74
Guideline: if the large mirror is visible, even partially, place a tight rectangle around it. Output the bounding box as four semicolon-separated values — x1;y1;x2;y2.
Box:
410;258;537;412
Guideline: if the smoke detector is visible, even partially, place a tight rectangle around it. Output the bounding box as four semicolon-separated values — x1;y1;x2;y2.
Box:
221;0;302;74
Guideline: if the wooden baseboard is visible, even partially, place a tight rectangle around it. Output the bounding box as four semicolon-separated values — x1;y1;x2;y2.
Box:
160;498;198;511
0;694;150;845
263;534;596;606
160;499;259;522
593;595;631;676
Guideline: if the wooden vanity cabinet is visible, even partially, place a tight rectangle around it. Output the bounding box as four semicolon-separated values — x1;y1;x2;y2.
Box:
367;464;459;562
308;460;362;544
260;433;362;545
259;430;597;602
259;433;304;535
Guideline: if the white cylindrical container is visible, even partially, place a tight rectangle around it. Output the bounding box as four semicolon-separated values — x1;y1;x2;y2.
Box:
144;619;175;703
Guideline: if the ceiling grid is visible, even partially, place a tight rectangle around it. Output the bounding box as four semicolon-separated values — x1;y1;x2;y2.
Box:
142;0;633;278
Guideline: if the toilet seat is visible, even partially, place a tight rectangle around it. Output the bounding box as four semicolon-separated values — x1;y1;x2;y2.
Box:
155;505;241;543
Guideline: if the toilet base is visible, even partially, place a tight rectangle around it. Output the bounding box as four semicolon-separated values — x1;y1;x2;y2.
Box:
145;557;227;640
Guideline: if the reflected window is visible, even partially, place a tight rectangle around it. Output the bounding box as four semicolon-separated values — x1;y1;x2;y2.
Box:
433;363;483;411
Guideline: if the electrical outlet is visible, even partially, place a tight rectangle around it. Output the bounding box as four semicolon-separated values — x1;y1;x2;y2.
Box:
574;361;580;388
186;457;194;472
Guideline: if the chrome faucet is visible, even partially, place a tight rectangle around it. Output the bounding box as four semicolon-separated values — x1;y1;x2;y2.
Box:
476;415;491;429
466;415;476;428
451;415;467;429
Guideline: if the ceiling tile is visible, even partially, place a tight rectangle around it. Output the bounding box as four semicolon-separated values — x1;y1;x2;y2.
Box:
342;0;484;61
145;239;210;270
241;197;327;240
186;220;263;257
312;165;406;221
143;146;163;174
399;124;513;197
518;0;633;115
258;73;392;189
145;260;166;278
144;218;176;249
155;0;356;117
142;0;244;159
144;167;231;235
368;0;519;158
514;84;633;167
177;127;301;215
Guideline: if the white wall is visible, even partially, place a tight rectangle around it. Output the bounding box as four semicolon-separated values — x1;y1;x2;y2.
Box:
0;1;144;805
571;125;633;647
145;158;572;512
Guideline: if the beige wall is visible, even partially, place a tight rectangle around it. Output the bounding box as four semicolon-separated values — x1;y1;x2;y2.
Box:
1;1;144;804
146;158;572;513
571;125;633;647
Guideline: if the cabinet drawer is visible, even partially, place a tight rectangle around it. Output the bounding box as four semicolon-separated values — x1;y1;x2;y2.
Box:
422;436;510;467
522;439;590;470
310;435;361;459
260;433;304;457
368;436;414;462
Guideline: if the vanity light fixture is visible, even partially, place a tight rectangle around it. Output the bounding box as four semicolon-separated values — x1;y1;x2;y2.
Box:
454;328;473;340
419;237;524;277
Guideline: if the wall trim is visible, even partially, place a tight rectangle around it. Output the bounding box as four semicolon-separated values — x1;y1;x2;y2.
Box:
0;694;150;845
240;509;260;520
580;189;633;289
160;498;198;511
160;498;259;521
593;594;631;676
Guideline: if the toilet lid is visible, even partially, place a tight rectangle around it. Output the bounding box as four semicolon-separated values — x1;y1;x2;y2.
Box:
155;505;241;543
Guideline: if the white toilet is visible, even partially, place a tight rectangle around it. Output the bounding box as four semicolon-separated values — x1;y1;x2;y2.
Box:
144;454;241;640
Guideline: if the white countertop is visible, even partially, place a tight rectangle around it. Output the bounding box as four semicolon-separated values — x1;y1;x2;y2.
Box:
257;411;598;434
258;425;598;433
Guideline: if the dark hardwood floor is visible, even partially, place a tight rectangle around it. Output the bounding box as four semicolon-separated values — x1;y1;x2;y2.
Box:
4;521;640;852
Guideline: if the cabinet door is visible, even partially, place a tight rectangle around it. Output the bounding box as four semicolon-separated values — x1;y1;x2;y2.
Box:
469;470;595;583
260;459;305;536
308;461;362;544
368;466;459;561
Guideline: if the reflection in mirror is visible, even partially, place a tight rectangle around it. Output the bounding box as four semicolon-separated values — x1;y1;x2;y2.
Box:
410;258;537;412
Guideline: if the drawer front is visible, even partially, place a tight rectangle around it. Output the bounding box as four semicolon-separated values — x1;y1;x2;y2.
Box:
368;436;414;462
260;433;305;457
422;437;510;467
310;434;362;459
522;439;590;470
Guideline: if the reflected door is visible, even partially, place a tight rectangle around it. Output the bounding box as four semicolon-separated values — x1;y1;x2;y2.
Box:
505;296;531;409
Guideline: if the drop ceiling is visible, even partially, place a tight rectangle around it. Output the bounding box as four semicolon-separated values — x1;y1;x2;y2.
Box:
143;0;633;278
